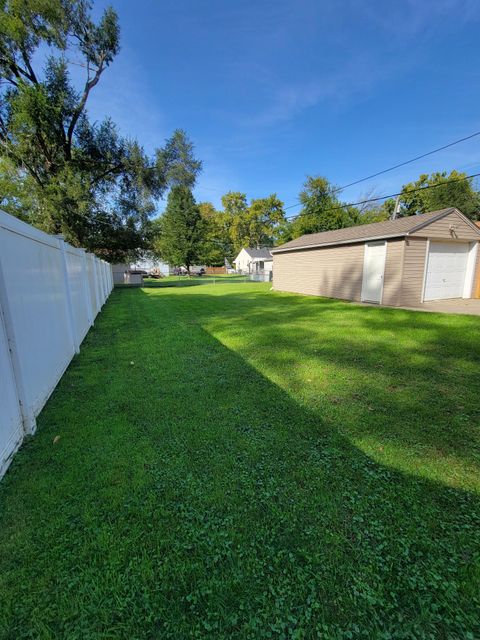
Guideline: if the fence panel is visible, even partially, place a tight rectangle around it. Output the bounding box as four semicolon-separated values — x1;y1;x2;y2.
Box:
0;305;23;478
0;210;113;479
86;253;99;317
101;261;108;303
65;246;91;345
0;219;75;418
250;270;273;282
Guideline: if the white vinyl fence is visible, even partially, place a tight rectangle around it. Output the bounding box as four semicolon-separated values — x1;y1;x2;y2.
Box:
0;210;113;478
250;270;273;282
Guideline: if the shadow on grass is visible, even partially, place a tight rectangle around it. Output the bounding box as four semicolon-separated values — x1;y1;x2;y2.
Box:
144;285;480;472
0;285;479;638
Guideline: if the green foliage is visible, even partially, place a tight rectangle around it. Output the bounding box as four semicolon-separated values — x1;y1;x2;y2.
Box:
280;171;480;244
221;191;285;252
221;191;248;219
284;176;359;241
351;172;480;228
0;156;35;220
152;189;285;268
0;1;201;260
0;283;479;637
153;186;203;270
197;202;234;266
156;129;203;188
230;194;285;252
398;170;480;219
355;202;392;225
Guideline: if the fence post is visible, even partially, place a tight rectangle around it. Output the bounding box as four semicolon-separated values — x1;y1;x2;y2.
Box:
101;261;107;302
98;259;104;307
0;231;36;435
80;249;94;327
56;235;79;355
98;260;104;305
92;256;101;314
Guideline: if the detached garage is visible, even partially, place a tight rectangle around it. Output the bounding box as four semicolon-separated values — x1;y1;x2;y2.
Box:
272;208;480;306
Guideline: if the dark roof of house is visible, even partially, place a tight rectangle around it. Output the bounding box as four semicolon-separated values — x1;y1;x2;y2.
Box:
271;208;477;253
240;247;273;259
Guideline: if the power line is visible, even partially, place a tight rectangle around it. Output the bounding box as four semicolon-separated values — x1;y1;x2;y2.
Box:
283;171;480;222
283;129;480;211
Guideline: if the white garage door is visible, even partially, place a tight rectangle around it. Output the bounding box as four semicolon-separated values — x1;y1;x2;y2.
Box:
424;242;469;301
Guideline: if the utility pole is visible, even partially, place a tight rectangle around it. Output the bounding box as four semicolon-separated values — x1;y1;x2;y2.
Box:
390;195;401;220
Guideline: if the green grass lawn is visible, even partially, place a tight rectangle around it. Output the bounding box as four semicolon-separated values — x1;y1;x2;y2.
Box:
1;281;479;639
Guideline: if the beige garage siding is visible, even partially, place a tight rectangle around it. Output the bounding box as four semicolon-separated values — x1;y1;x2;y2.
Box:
411;210;479;241
273;230;478;305
273;242;365;300
397;237;427;306
382;239;405;306
473;243;480;298
273;238;405;302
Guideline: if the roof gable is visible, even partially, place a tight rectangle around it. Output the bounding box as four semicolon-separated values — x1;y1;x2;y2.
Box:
234;248;249;261
272;208;480;253
236;247;273;259
410;208;480;239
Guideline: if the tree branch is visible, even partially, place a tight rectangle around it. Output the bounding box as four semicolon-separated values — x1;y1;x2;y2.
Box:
6;55;33;83
20;48;38;84
0;138;45;187
0;70;19;88
65;56;106;159
91;161;125;185
0;113;9;140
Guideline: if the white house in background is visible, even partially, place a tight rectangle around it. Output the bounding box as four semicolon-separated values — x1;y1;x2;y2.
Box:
234;247;273;275
130;253;170;276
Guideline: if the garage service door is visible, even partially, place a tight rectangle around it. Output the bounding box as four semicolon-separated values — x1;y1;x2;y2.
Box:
424;242;469;301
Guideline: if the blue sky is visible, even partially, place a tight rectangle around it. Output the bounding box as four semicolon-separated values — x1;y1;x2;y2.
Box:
86;0;480;213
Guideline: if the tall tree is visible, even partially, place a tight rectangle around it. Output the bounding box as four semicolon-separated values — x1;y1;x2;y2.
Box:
288;176;358;239
153;186;203;272
197;202;233;266
397;171;480;219
353;171;480;226
221;191;285;252
0;1;201;260
229;194;285;251
221;191;248;220
156;129;202;188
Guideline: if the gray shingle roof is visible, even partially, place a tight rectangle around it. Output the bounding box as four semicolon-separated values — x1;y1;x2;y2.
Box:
272;208;462;253
242;247;273;259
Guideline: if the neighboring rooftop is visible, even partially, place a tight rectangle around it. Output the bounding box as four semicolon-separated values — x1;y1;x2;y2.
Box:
272;208;476;253
240;247;273;260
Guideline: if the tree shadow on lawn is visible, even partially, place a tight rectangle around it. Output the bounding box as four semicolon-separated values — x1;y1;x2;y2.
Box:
0;285;479;638
146;285;480;480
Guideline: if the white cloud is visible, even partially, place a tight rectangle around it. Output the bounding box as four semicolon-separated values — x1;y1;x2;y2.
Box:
351;0;480;40
229;0;480;128
239;55;384;127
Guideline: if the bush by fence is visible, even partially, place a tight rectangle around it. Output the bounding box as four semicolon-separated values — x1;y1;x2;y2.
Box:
0;210;113;478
